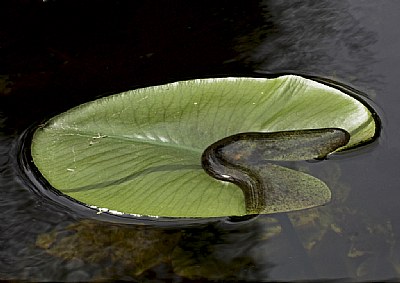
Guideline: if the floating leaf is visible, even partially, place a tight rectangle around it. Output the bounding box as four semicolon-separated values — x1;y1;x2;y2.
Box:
30;75;378;217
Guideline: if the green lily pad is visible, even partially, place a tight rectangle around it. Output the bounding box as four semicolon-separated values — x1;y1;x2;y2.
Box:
30;75;378;218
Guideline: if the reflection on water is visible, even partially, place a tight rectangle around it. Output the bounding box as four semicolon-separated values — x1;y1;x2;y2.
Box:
244;0;382;93
0;0;399;281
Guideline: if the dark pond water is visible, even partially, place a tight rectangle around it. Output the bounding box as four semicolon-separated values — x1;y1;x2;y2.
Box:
1;1;400;281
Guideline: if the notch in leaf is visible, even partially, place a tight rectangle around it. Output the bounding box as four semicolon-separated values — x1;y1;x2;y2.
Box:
201;128;350;214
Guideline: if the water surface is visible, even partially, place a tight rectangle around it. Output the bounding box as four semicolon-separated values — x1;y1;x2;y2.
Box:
1;1;400;281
